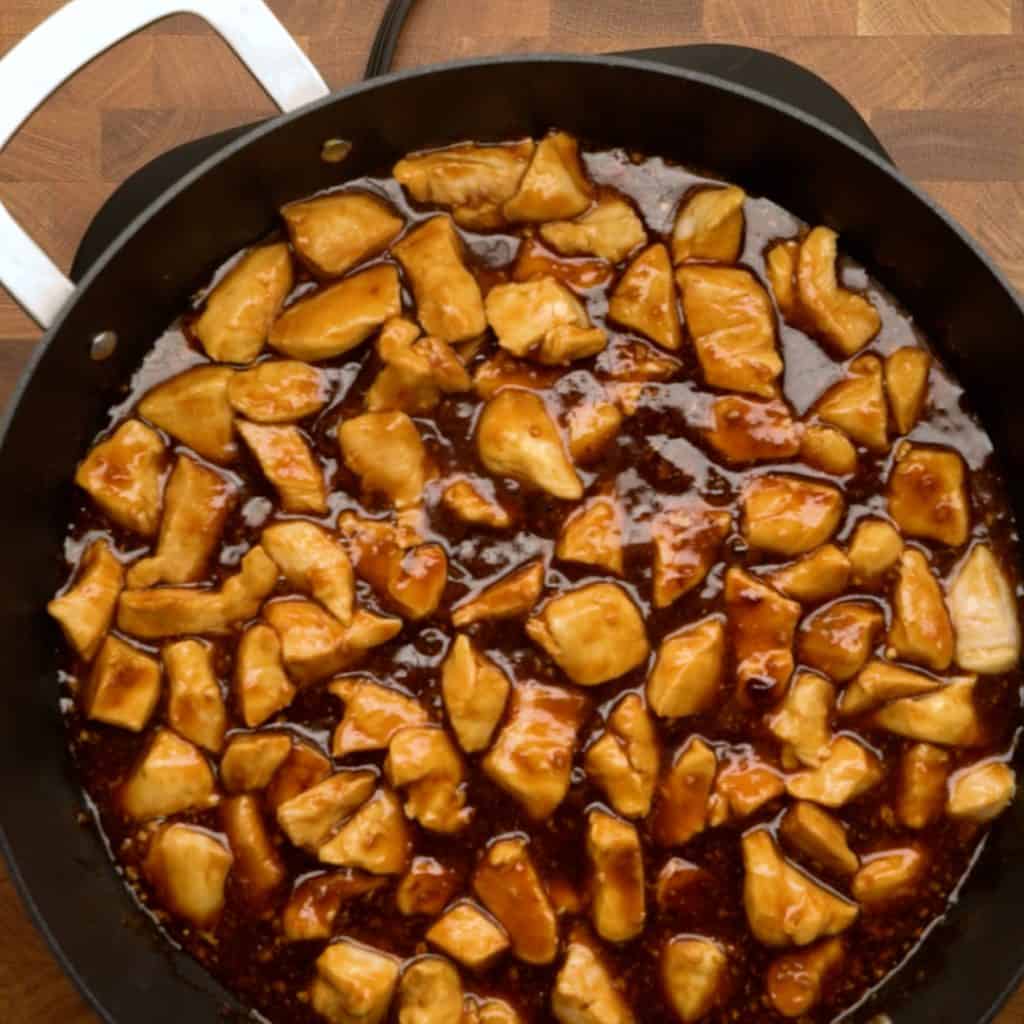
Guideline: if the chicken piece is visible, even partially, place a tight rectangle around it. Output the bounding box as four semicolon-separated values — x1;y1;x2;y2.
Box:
441;478;511;529
393;216;486;342
780;802;858;875
886;347;931;435
767;671;835;769
766;938;844;1019
81;634;161;731
269;264;401;361
513;236;614;291
227;359;327;423
49;539;123;661
607;243;681;351
426;902;510;970
601;336;681;381
237;420;326;514
654;858;715;916
527;582;649;686
312;940;399;1024
847;518;903;587
566;400;623;464
283;191;403;277
742;829;858;947
340;410;432;509
394;140;534;229
385;726;470;833
852;847;927;908
144;823;232;929
441;636;510;754
726;568;801;707
742;474;844;557
766;240;799;320
653;738;717;846
705;396;801;464
329;676;429;757
265;742;331;810
949;543;1021;674
473;351;562;400
887;549;954;670
584;693;659;818
650;503;731;609
786;737;885;807
75;420;165;537
483;681;587;820
796;227;880;356
887;443;969;547
276;770;376;851
814;355;888;451
799;423;858;476
646;618;725;719
452;559;545;627
220;731;292;792
318;788;411;874
282;870;387;942
661;937;728;1023
125;456;234;588
121;728;216;820
474;837;559;965
262;521;354;624
676;266;781;398
948;761;1017;823
504;132;592;222
397;956;464;1024
799;600;884;682
551;937;635;1024
586;810;645;943
464;997;524;1024
163;639;227;753
896;743;950;829
672;185;745;264
222;794;286;906
839;659;941;716
708;753;785;825
367;326;471;416
118;545;278;638
873;677;983;746
396;857;461;917
769;545;851;603
138;366;237;463
540;194;645;263
556;494;624;575
235;623;296;727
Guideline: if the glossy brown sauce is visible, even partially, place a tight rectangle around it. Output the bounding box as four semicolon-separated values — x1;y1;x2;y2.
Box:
58;144;1022;1023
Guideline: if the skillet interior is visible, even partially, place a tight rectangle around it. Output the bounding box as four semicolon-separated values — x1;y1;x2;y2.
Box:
1;55;1023;1024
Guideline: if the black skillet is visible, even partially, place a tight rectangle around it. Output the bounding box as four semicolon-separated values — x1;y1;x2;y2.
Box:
0;2;1022;1023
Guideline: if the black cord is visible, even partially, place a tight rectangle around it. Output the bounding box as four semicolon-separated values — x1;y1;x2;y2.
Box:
364;0;415;79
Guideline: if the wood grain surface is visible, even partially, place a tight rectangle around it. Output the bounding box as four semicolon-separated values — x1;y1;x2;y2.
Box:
0;0;1022;1020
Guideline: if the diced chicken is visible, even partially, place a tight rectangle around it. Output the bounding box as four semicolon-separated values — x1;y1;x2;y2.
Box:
75;420;165;537
799;600;884;682
237;420;326;514
483;681;587;820
741;829;858;947
786;737;884;807
851;847;927;908
551;937;635;1024
81;634;161;731
393;217;486;342
441;636;510;754
888;549;954;670
283;870;387;941
887;443;969;547
474;837;559;964
896;742;951;829
463;997;524;1024
144;823;232;929
426;902;510;970
586;810;645;943
584;693;659;818
235;623;296;727
340;410;432;510
766;240;799;321
780;802;858;875
118;545;278;638
766;938;844;1019
262;521;354;624
607;243;681;351
646;618;725;719
312;940;399;1024
567;400;623;463
839;659;941;716
452;559;544;627
796;227;880;356
708;754;785;825
222;794;286;905
49;540;124;661
329;676;429;757
504;132;592;222
276;769;376;850
949;761;1017;823
397;956;464;1024
556;494;624;575
227;360;327;423
872;676;982;746
163;639;227;753
385;726;471;833
847;518;903;587
282;191;403;277
318;787;412;874
651;503;731;609
265;742;331;810
661;936;728;1023
742;474;845;557
194;243;293;363
601;337;680;381
124;456;235;588
676;266;781;398
814;355;888;451
513;236;613;291
767;671;835;768
473;351;561;400
673;183;746;263
653;738;717;846
269;264;401;361
121;728;216;820
220;731;292;792
367;325;471;416
138;366;237;463
886;346;931;435
769;545;851;603
442;478;511;528
706;396;801;465
655;858;714;914
527;582;649;686
800;423;858;476
540;194;646;263
396;857;461;917
949;543;1021;674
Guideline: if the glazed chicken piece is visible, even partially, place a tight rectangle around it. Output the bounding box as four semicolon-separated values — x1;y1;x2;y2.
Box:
601;336;681;382
556;493;624;575
767;671;835;769
513;236;614;291
741;474;845;556
473;351;562;400
282;191;403;277
275;770;376;850
885;347;931;435
282;870;388;941
397;956;464;1024
451;559;545;627
540;193;645;263
650;503;731;608
646;618;725;719
269;264;401;361
888;549;954;670
707;753;785;825
779;802;858;875
653;738;717;846
125;456;235;588
227;360;328;423
220;731;292;793
463;997;523;1024
887;443;969;547
483;680;588;820
705;396;801;464
396;857;461;917
872;677;983;746
442;477;511;528
194;242;293;363
311;940;399;1024
655;859;715;918
340;410;433;509
661;936;728;1023
162;639;227;753
385;725;471;833
426;902;510;970
566;398;623;464
318;788;412;874
441;635;511;754
49;539;123;660
766;938;844;1019
896;743;950;829
947;761;1017;823
82;634;161;732
586;810;645;943
814;354;888;452
768;544;851;603
504;132;592;222
676;265;782;398
138;366;237;463
144;823;232;930
329;676;429;757
607;243;682;351
847;518;903;587
671;185;745;264
121;728;216;820
851;847;927;908
766;239;799;321
551;935;635;1024
265;742;331;810
799;600;884;682
839;659;942;716
948;543;1021;674
221;794;286;906
237;420;326;514
235;623;297;727
584;693;659;818
799;423;858;476
786;737;885;807
75;420;165;537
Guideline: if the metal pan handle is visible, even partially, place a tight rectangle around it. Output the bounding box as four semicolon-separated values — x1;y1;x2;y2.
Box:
0;0;329;329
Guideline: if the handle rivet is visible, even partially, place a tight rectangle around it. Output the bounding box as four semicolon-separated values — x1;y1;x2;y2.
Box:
90;331;117;361
321;138;352;164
